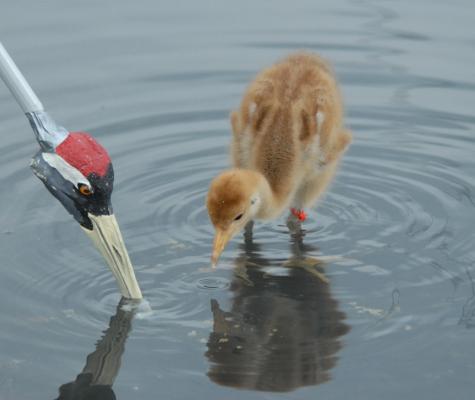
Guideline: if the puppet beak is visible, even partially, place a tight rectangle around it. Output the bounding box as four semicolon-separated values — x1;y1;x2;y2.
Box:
82;214;142;299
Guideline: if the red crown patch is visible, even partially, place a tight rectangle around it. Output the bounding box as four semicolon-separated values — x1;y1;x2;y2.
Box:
56;132;111;177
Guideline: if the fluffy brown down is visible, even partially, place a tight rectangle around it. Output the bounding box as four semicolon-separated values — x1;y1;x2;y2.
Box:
207;52;351;233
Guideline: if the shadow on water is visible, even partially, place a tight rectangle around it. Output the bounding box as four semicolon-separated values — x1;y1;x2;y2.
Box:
205;234;350;392
54;298;137;400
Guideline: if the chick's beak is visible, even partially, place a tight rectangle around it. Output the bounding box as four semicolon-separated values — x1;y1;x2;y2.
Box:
211;228;234;267
81;214;142;299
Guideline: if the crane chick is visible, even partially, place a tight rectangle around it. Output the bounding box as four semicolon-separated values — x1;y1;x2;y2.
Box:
207;53;352;266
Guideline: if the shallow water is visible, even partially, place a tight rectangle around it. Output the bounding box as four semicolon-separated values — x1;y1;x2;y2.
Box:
1;0;474;398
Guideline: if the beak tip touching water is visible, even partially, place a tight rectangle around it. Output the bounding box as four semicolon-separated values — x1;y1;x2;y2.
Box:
211;229;233;268
210;257;219;269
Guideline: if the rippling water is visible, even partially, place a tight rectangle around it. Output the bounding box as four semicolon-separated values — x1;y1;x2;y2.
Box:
1;0;474;399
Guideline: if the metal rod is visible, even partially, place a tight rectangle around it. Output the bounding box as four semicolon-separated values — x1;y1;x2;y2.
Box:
0;41;44;114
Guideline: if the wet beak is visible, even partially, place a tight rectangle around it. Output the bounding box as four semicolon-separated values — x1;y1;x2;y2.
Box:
81;214;143;299
211;228;233;267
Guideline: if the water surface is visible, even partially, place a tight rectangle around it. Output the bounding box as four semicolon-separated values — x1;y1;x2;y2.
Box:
0;0;474;399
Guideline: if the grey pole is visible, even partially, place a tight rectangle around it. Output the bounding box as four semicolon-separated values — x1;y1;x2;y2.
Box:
0;41;68;151
0;42;44;114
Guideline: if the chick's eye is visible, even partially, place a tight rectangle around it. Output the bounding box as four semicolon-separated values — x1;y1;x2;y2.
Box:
234;213;243;221
78;184;93;196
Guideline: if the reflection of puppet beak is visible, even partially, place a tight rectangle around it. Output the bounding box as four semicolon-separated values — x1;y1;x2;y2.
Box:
211;228;233;267
82;214;142;299
81;297;136;386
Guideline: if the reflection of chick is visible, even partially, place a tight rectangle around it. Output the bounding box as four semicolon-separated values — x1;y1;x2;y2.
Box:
55;298;136;400
207;53;352;265
205;240;350;392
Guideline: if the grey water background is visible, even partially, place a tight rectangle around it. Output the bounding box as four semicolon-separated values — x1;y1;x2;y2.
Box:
0;0;474;398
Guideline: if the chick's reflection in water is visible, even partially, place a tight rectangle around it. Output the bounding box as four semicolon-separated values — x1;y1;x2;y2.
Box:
55;298;136;400
206;239;350;392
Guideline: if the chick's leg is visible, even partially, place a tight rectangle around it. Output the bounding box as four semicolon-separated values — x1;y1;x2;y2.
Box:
244;220;254;244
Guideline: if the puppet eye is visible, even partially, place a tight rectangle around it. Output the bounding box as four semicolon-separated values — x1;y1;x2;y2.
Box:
234;213;243;221
78;184;93;196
